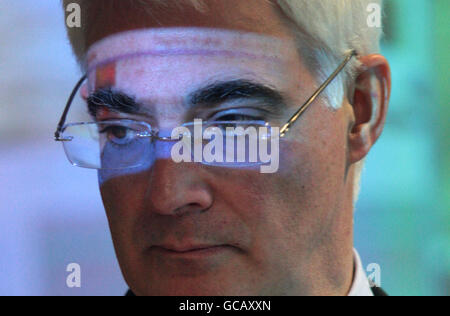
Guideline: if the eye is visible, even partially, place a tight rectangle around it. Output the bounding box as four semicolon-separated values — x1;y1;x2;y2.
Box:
100;125;136;146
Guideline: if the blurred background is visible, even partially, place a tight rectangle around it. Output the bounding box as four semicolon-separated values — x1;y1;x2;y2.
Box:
0;0;448;296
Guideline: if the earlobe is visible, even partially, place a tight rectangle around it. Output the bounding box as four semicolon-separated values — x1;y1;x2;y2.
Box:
348;54;391;164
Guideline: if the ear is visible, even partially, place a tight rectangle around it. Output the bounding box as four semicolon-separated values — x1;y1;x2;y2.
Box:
348;54;391;163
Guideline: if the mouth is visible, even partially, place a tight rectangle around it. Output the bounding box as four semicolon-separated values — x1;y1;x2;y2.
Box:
150;244;233;258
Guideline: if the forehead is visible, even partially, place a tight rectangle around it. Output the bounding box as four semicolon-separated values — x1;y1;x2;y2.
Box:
86;28;300;100
85;0;294;51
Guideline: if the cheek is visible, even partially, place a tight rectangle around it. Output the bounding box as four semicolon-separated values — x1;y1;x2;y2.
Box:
282;125;346;209
218;116;347;249
98;170;149;225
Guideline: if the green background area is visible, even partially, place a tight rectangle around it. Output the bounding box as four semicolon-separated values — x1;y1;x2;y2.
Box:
354;0;449;296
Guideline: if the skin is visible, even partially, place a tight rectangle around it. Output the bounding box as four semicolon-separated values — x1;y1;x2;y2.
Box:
83;0;391;296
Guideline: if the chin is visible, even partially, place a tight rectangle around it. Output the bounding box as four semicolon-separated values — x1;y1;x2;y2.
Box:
137;282;239;296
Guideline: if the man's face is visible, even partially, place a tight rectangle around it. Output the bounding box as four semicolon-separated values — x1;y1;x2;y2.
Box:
89;0;355;295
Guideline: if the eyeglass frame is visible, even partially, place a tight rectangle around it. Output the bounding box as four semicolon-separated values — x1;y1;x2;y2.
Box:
54;49;357;142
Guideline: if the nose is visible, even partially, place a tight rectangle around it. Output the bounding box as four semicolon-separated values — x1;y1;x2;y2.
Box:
144;141;213;217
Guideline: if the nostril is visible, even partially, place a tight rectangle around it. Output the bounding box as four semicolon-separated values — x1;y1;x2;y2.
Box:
200;205;212;214
174;203;211;217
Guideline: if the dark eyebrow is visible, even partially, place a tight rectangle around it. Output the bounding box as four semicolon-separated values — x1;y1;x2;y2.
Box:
87;88;143;118
87;80;288;118
187;79;287;110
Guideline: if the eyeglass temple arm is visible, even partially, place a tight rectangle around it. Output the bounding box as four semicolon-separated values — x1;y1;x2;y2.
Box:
54;74;87;141
280;50;357;137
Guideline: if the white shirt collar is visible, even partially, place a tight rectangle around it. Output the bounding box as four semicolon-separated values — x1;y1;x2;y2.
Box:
347;249;374;296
